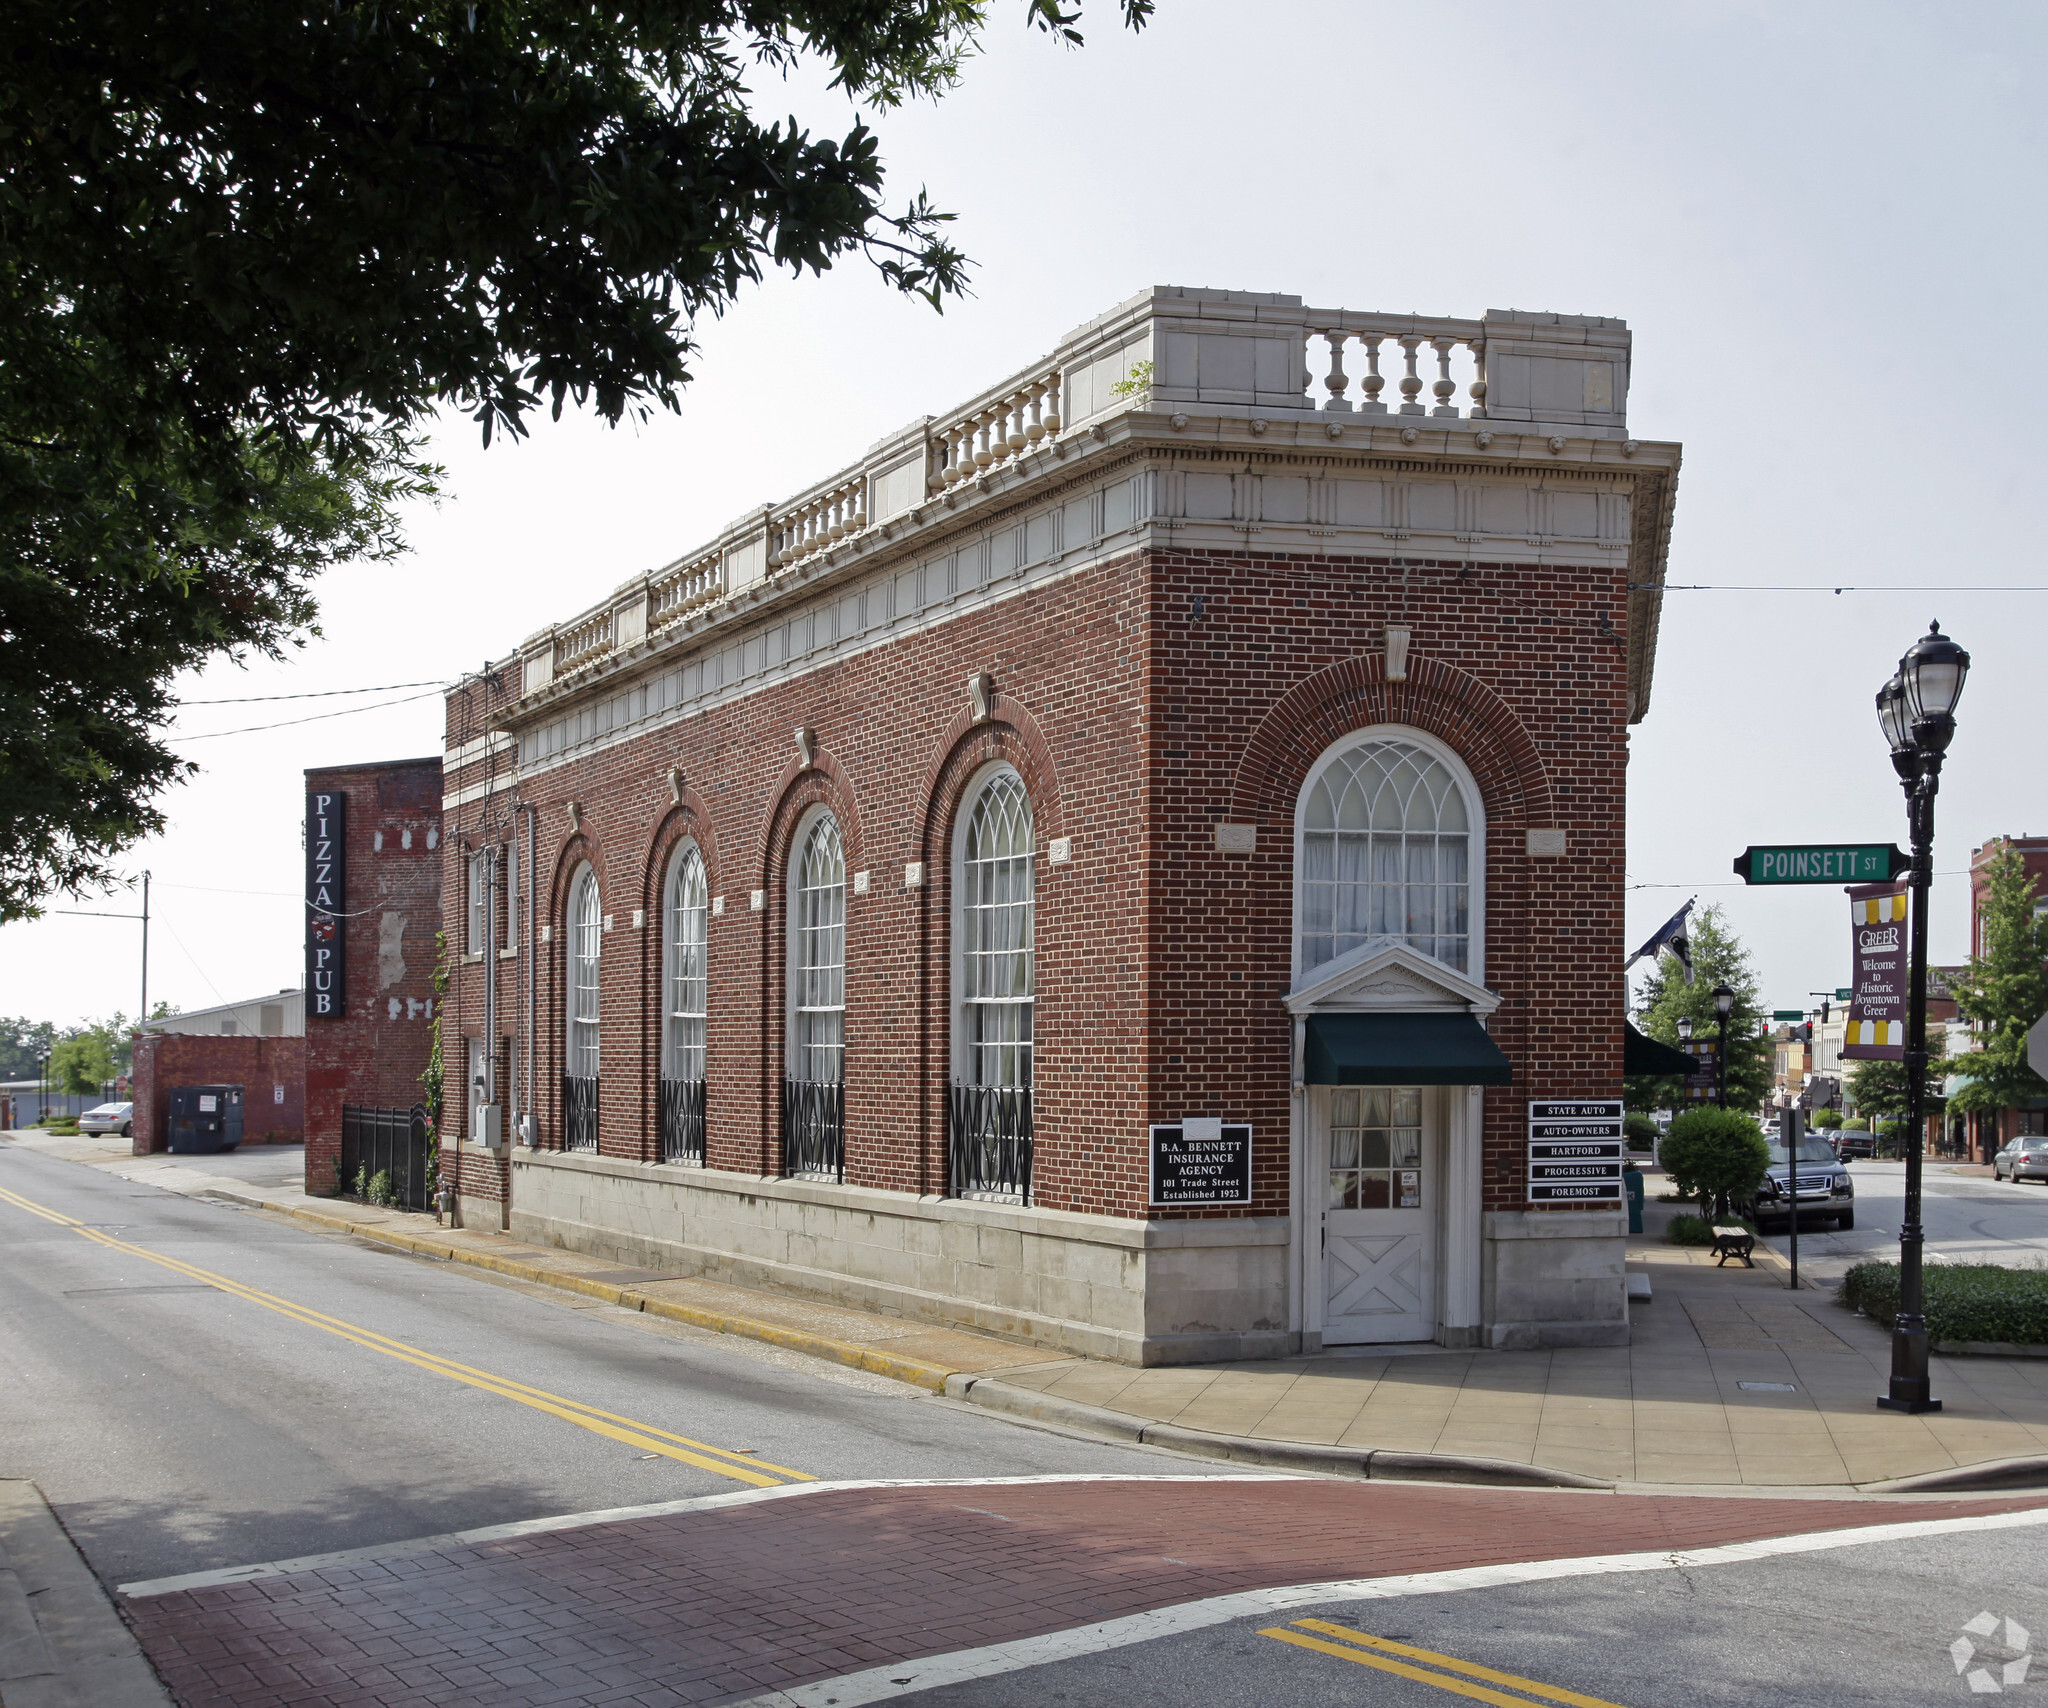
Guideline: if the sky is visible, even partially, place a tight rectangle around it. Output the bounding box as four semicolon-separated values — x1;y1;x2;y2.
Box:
6;0;2045;1031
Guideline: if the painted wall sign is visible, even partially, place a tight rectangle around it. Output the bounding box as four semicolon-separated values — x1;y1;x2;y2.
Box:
1527;1099;1624;1202
1842;880;1908;1061
1148;1118;1252;1206
306;791;346;1018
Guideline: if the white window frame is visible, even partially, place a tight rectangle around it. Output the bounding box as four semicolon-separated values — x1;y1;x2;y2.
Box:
1291;724;1486;983
950;763;1035;1091
566;862;601;1080
785;809;845;1086
662;841;708;1085
466;850;488;954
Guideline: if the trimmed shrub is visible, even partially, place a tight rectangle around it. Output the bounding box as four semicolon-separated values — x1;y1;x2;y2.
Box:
1838;1261;2048;1346
1660;1107;1771;1218
1812;1110;1843;1131
1624;1112;1660;1149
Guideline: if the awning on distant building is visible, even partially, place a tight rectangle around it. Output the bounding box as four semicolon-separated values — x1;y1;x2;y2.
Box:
1625;1022;1696;1078
1303;1014;1514;1086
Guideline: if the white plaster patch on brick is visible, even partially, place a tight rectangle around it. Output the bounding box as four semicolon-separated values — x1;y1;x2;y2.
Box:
1048;837;1073;865
541;924;554;944
852;870;871;896
376;911;407;989
632;908;645;928
1526;829;1567;857
602;913;615;932
750;889;766;911
426;828;439;850
372;831;384;852
904;862;927;889
387;998;402;1020
1214;823;1256;855
400;828;413;850
711;895;726;916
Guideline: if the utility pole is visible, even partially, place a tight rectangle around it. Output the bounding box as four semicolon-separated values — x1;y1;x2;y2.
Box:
139;870;151;1033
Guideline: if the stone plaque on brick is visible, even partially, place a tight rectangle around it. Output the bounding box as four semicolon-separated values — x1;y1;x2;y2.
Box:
1149;1119;1252;1206
1527;1099;1624;1203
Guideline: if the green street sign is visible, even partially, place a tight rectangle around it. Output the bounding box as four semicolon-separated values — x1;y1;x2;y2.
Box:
1835;988;1853;1001
1772;1010;1804;1021
1731;844;1910;885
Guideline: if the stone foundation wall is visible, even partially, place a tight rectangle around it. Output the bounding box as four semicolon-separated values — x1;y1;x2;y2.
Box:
1481;1210;1629;1349
508;1146;1290;1365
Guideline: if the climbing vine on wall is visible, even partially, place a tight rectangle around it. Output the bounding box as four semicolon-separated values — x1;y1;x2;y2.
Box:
420;928;449;1185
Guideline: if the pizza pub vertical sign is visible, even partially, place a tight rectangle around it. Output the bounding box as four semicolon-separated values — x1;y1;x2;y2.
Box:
1527;1100;1625;1203
305;791;346;1018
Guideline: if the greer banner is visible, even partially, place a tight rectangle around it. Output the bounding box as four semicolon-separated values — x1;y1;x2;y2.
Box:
1842;879;1908;1061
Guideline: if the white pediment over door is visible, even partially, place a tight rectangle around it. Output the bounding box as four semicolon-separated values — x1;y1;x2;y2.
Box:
1285;940;1501;1017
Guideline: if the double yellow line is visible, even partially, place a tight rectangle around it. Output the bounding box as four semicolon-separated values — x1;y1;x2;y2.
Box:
1262;1618;1632;1707
0;1181;813;1489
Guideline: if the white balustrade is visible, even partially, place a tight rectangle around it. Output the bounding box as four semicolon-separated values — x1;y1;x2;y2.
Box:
555;608;615;671
651;554;723;627
1305;322;1486;420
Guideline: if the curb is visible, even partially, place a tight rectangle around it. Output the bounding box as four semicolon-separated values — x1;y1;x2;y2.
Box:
1860;1456;2048;1494
0;1480;174;1705
250;1199;959;1393
945;1376;1615;1490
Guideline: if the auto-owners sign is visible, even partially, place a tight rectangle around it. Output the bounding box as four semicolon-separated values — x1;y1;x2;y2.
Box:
1527;1100;1625;1203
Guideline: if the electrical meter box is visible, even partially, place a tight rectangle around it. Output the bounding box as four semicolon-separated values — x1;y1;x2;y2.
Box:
167;1084;244;1154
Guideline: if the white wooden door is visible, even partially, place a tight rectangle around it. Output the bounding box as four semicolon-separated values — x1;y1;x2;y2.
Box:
1318;1085;1435;1343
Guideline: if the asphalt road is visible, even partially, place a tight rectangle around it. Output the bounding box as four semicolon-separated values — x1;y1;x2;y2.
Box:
0;1141;1214;1587
1758;1159;2048;1281
891;1521;2048;1707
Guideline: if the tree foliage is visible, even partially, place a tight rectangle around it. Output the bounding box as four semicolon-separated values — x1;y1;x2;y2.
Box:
0;0;1151;920
1947;845;2048;1117
1660;1106;1770;1220
1846;1045;1950;1125
1626;904;1774;1114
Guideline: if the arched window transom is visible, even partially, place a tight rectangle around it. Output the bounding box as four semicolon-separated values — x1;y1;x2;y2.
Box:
567;865;602;1078
663;845;707;1084
1297;737;1475;975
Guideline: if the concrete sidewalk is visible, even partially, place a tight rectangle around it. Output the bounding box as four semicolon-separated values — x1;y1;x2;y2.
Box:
9;1130;2048;1493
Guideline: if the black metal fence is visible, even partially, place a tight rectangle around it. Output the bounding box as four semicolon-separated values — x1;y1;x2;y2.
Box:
660;1077;705;1165
562;1075;599;1151
947;1083;1034;1202
339;1104;435;1211
782;1078;844;1181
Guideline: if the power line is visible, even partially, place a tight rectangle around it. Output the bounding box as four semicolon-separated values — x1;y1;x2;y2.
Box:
178;679;447;706
1635;583;2048;594
171;688;445;742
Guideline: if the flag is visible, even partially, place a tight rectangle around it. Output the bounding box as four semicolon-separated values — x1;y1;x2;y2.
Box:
1626;899;1696;984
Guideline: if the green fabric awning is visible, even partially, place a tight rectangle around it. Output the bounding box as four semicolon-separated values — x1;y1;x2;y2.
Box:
1303;1013;1513;1086
1624;1021;1696;1077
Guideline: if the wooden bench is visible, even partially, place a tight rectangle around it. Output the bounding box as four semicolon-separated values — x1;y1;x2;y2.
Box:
1711;1225;1756;1268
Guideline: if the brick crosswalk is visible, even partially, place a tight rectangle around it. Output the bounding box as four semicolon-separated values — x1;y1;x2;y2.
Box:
125;1478;2045;1706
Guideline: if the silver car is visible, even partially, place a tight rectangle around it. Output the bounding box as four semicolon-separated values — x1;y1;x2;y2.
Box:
77;1100;133;1136
1995;1138;2048;1182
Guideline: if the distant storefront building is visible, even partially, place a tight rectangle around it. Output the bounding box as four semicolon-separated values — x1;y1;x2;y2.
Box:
432;286;1683;1364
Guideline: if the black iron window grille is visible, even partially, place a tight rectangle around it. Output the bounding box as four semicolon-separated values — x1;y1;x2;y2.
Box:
948;1083;1033;1203
659;1077;705;1165
339;1103;435;1210
782;1078;844;1181
562;1074;599;1152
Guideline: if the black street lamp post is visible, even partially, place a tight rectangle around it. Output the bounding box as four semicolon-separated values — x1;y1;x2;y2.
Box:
1875;621;1970;1416
1713;983;1735;1108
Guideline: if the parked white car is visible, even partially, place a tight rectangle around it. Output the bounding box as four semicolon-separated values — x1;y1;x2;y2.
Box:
77;1101;133;1137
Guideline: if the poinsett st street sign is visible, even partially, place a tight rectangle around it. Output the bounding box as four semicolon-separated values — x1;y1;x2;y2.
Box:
1732;844;1911;885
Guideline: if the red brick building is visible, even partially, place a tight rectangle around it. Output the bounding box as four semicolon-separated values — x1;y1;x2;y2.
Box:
1955;833;2048;1154
301;756;444;1195
437;287;1683;1363
130;1034;305;1154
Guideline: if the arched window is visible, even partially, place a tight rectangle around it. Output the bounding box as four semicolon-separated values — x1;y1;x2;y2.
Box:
659;843;707;1164
563;863;601;1150
1296;735;1479;977
784;812;845;1179
950;768;1035;1201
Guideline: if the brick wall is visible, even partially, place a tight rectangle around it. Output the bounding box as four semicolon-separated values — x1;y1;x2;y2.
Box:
131;1034;306;1154
302;756;444;1194
444;541;1630;1223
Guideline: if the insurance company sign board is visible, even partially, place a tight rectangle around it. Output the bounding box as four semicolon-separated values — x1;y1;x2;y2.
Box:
1527;1100;1625;1203
1842;880;1908;1061
305;791;346;1018
1148;1118;1252;1206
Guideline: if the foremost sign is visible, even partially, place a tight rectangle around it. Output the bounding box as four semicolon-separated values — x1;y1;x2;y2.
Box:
305;791;346;1019
1527;1100;1624;1203
1732;844;1910;885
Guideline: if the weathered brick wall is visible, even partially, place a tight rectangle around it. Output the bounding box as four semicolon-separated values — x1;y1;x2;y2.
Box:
302;756;444;1193
443;539;1629;1223
130;1034;306;1154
